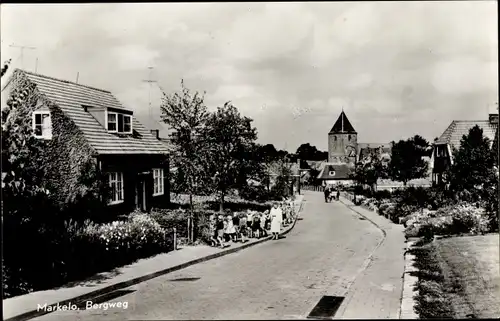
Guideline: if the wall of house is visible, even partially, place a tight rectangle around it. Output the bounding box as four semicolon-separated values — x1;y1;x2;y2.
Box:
99;154;170;215
40;105;98;208
7;72;100;215
328;132;357;164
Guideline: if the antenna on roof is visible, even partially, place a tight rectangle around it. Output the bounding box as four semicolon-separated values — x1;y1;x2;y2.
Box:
9;44;36;69
76;72;79;84
35;58;38;73
143;67;157;123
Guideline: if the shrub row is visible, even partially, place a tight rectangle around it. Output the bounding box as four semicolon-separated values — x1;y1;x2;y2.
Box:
3;212;174;299
404;203;490;241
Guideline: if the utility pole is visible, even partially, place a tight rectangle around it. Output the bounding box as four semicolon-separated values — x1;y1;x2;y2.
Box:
9;44;36;69
142;67;157;122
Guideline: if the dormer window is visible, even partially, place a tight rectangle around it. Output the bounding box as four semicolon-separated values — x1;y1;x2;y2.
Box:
107;111;132;134
32;111;52;139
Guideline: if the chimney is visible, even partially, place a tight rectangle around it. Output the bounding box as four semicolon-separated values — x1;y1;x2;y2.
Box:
489;113;498;125
150;129;160;139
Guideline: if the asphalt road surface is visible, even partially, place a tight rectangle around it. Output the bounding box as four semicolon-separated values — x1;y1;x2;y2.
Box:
34;191;384;320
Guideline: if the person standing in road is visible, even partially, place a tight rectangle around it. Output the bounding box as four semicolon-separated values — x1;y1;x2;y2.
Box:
337;189;340;201
270;202;283;240
324;185;330;203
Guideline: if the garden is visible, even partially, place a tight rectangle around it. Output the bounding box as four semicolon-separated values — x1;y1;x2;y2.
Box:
345;125;499;319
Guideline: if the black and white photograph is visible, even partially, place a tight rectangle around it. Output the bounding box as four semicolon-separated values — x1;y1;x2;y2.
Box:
1;1;498;320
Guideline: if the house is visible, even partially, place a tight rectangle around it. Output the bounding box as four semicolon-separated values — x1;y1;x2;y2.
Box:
2;69;171;215
432;112;498;186
316;163;354;186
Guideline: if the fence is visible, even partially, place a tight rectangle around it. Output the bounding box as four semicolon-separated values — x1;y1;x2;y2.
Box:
302;185;323;192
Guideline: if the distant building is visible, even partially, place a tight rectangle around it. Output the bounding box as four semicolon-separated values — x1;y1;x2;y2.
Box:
432;112;498;186
317;111;390;185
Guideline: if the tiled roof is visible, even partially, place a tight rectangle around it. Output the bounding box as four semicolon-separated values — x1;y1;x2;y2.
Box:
317;163;352;180
329;111;356;134
435;120;498;149
17;69;169;155
305;160;326;170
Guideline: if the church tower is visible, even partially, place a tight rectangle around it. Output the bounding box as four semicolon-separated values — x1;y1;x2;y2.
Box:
328;110;358;166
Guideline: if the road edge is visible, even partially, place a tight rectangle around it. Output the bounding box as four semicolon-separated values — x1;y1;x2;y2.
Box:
5;197;305;321
334;197;388;318
399;239;419;319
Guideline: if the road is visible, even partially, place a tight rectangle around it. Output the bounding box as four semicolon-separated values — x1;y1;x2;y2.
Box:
33;191;389;320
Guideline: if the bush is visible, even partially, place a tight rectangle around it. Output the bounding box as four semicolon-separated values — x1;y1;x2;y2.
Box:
3;213;174;299
404;203;490;240
239;184;273;202
373;189;392;200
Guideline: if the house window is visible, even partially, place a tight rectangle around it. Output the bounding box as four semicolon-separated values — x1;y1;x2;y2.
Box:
153;168;164;196
108;172;124;204
107;112;132;134
334;136;337;141
329;171;336;176
32;111;52;139
348;135;351;141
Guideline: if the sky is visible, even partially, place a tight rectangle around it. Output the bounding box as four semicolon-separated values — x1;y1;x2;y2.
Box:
1;2;498;152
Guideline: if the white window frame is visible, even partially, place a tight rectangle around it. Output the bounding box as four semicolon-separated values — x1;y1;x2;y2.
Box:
106;111;133;134
153;168;164;196
32;111;52;139
108;172;124;205
107;112;117;133
122;114;132;134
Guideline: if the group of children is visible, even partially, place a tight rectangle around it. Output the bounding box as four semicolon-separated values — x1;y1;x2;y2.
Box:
207;200;296;248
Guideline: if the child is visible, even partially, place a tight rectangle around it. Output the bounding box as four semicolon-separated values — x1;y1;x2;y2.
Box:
225;214;236;242
208;214;218;247
252;213;261;238
260;211;267;237
216;215;226;248
231;212;240;242
239;213;248;243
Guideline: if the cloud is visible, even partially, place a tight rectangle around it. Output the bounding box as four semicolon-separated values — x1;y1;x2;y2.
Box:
1;2;497;152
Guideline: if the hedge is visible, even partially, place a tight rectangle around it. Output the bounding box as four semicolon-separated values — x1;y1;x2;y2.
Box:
3;212;174;299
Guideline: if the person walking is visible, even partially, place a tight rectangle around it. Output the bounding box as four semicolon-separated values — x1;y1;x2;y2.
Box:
324;185;330;203
270;202;283;240
239;213;248;243
225;214;236;242
260;211;267;237
232;212;240;242
336;189;340;201
216;215;226;248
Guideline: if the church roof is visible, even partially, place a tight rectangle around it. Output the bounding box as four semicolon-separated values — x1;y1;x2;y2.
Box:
329;111;356;134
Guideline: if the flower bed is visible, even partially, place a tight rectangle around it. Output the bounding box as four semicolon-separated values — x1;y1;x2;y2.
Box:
404;203;490;240
3;213;174;298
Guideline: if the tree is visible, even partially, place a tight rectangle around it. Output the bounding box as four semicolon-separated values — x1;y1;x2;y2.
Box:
351;150;388;192
159;80;210;243
1;59;11;78
295;143;328;161
388;135;430;186
449;125;496;194
204;102;258;211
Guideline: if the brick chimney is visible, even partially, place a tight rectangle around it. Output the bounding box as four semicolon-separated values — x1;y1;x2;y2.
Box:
150;129;160;139
489;113;498;125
